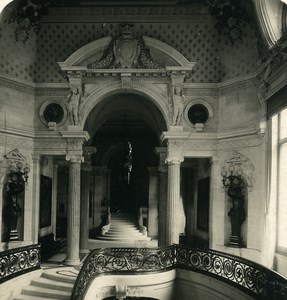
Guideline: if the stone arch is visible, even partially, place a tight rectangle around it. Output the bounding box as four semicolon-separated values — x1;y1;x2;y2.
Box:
81;81;171;130
59;31;196;131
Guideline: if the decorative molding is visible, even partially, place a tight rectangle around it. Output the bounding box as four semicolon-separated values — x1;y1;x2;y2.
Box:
44;6;210;21
0;76;35;95
219;77;259;96
126;287;143;297
0;135;34;150
35;88;69;97
82;81;171;128
5;149;26;164
184;88;219;97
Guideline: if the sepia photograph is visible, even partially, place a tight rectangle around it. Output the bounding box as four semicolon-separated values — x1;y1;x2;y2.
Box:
0;0;287;299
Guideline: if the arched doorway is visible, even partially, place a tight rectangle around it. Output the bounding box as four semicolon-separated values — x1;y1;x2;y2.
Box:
85;92;166;224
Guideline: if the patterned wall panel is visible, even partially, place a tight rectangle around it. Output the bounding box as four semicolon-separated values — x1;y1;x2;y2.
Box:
0;21;36;82
0;10;259;84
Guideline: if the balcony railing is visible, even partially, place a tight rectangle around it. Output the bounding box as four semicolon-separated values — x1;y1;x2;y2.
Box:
0;244;41;283
72;244;287;300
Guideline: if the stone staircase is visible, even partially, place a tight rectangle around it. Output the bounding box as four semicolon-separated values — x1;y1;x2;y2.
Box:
12;267;78;300
97;213;151;242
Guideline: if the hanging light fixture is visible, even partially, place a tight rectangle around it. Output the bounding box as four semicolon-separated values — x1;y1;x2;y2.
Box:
124;141;133;184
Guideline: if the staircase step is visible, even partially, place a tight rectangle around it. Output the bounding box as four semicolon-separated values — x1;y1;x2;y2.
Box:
108;227;139;231
21;286;71;300
31;277;74;292
13;294;61;300
98;235;151;241
104;232;142;237
42;271;77;284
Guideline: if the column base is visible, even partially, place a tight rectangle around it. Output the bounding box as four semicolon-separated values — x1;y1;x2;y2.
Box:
64;258;81;266
229;235;243;248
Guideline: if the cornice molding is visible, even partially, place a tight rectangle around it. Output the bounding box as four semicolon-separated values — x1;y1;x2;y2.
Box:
219;75;259;96
42;6;210;23
0;76;35;95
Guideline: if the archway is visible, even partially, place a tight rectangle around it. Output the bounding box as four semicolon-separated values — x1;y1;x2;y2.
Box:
85;92;167;219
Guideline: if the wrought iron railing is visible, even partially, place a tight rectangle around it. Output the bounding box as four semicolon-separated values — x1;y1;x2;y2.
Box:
0;244;41;283
72;244;287;300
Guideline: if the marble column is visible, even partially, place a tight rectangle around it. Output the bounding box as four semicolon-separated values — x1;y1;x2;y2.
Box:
32;154;41;244
80;166;90;253
147;167;159;238
155;147;168;246
52;164;58;240
65;156;82;265
166;157;183;245
93;166;103;228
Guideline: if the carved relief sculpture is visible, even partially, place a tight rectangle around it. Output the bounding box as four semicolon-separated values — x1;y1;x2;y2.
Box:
171;84;185;126
67;85;83;125
87;24;163;70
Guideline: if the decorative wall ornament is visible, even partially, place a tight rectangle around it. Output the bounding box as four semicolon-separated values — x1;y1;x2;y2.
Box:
169;84;185;126
207;0;252;45
39;100;67;127
87;24;163;70
8;0;44;44
127;287;143;297
184;99;214;131
67;85;84;126
258;31;287;111
221;150;254;190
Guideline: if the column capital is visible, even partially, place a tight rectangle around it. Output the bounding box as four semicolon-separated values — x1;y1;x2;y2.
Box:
61;132;89;163
66;155;84;163
165;157;184;165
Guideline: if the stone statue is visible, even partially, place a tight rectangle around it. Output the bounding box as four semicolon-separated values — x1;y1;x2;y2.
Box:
67;86;82;125
172;84;184;126
228;197;245;237
227;180;246;247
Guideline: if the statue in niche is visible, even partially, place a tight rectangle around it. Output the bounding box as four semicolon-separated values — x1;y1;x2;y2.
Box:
172;84;184;126
227;178;246;247
67;86;83;125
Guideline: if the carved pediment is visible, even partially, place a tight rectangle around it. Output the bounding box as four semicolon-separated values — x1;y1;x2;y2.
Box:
88;24;163;69
5;149;26;163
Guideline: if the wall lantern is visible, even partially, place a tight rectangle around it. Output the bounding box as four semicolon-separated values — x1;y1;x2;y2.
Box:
220;164;243;187
8;161;30;195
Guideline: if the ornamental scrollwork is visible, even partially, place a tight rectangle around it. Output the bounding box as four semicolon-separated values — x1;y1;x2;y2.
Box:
87;24;163;70
0;244;41;283
71;244;287;300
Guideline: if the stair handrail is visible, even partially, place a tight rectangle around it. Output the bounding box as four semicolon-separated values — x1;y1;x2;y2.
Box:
138;206;147;236
101;206;111;235
0;243;41;283
71;244;287;300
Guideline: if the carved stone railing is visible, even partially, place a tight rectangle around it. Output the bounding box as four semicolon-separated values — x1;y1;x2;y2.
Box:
71;244;287;300
0;244;41;283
